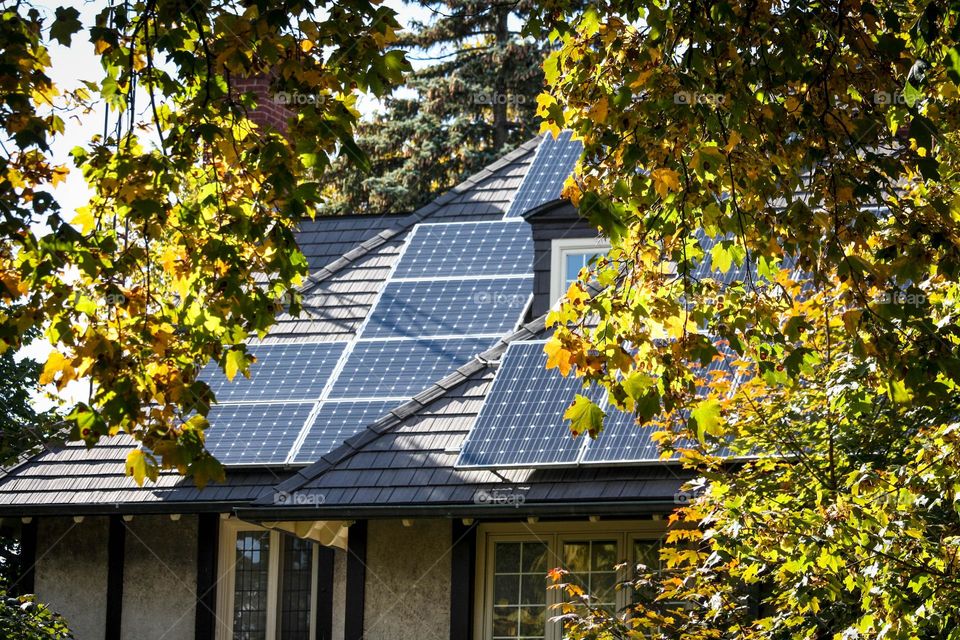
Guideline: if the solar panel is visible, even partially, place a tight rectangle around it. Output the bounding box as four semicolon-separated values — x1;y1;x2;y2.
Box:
393;221;533;279
328;338;495;400
363;278;531;339
456;341;604;468
201;342;347;403
505;131;582;218
204;402;315;465
579;407;661;463
290;400;398;463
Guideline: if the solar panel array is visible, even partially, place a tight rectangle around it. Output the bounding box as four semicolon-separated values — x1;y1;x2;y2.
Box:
504;131;582;218
202;342;347;465
201;219;534;466
457;340;739;469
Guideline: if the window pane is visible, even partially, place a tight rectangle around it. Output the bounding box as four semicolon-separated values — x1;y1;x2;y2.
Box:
279;536;314;640
234;531;271;640
562;540;618;612
492;542;547;640
563;251;603;288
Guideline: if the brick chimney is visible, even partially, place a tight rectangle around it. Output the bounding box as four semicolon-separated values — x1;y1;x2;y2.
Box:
230;74;293;134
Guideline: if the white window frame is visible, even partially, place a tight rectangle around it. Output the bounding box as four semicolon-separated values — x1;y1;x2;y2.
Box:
216;519;319;640
473;520;669;640
549;237;611;304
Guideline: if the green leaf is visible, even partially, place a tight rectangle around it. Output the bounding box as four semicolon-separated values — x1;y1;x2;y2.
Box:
691;399;723;443
564;393;605;437
50;7;82;47
224;349;250;382
903;80;922;107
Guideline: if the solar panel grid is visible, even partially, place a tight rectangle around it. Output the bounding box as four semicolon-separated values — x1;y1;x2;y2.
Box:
456;341;604;468
328;337;497;400
204;402;316;465
504;131;582;218
202;342;347;403
363;278;532;339
392;221;533;279
292;400;400;463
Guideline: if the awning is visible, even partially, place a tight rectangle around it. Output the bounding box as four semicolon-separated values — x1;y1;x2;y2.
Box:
260;520;351;550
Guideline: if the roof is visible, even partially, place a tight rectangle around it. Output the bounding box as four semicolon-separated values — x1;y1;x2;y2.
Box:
0;138;540;514
242;316;690;519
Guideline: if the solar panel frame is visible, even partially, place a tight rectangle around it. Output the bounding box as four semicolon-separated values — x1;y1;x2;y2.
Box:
504;131;582;218
392;221;533;279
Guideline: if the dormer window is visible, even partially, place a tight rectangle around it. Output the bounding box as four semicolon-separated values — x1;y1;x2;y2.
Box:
550;238;611;303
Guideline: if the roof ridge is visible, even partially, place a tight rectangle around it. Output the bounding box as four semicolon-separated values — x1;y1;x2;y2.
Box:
299;137;542;292
264;313;551;499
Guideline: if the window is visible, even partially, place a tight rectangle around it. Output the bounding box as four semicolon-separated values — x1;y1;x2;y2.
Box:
477;521;668;640
549;238;610;304
218;521;320;640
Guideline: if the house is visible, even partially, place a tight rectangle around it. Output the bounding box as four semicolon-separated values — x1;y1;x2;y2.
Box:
0;132;697;640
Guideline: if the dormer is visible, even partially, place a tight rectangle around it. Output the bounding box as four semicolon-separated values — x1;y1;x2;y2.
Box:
526;200;609;317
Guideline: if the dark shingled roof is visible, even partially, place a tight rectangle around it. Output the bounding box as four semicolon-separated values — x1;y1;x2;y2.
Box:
0;139;540;513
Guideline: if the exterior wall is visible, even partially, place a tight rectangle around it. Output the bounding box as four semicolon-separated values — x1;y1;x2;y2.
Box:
121;515;199;640
35;516;110;639
363;519;452;640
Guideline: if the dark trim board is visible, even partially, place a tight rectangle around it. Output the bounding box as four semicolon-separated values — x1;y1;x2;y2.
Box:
315;546;335;640
450;520;477;640
344;520;368;640
195;513;220;639
16;518;37;595
105;515;126;640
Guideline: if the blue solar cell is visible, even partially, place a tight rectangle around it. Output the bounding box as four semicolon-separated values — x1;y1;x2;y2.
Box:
364;278;531;339
291;400;398;463
328;338;495;400
393;222;533;278
505;131;582;218
205;402;315;465
201;342;347;403
456;342;604;468
580;408;661;463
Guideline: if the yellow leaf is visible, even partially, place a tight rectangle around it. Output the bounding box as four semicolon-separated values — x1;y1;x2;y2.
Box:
51;165;69;186
224;349;249;382
650;168;681;199
73;206;96;233
93;39;110;54
125;449;157;486
544;339;574;376
564;282;590;305
39;350;71;386
725;130;741;153
589;96;609;123
300;40;314;53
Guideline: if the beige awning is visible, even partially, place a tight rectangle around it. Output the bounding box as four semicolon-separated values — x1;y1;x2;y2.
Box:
260;520;351;550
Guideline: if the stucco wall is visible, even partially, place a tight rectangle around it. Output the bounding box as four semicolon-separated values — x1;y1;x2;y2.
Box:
35;516;110;639
362;519;451;640
120;515;199;640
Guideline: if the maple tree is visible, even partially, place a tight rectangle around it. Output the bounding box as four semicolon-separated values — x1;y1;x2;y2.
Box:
0;1;408;484
538;0;960;637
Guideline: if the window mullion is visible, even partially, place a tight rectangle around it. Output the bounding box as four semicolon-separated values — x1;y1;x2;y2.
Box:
266;531;281;640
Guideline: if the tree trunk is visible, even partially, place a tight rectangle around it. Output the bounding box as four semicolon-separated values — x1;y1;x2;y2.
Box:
492;6;509;150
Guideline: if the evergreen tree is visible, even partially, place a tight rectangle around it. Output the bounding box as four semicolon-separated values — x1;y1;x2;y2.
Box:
322;1;548;215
